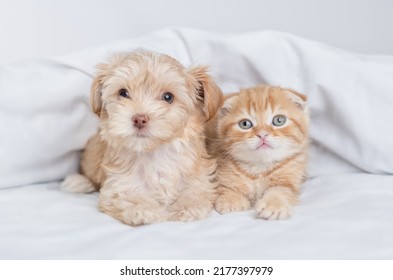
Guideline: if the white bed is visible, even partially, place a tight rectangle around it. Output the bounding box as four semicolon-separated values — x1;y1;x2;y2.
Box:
1;173;393;259
1;28;393;259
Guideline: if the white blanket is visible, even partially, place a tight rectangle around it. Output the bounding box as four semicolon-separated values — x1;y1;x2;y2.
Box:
1;173;392;259
0;28;392;259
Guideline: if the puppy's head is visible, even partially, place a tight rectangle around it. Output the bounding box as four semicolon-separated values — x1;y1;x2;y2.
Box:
91;51;223;152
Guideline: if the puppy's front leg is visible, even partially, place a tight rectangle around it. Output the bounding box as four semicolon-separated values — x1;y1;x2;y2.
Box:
99;189;167;226
168;185;216;222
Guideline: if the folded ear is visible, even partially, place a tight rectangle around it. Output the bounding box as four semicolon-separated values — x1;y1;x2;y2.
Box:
90;63;108;117
284;88;308;111
219;93;239;117
187;66;224;122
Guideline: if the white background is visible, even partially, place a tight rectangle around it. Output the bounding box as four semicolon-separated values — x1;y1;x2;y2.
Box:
0;0;392;66
1;260;393;280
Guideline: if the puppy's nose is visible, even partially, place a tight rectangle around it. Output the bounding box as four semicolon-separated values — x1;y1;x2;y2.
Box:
132;114;149;129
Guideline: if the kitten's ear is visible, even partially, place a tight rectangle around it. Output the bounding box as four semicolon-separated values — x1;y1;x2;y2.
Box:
187;66;224;122
220;94;239;117
90;63;109;117
284;89;308;111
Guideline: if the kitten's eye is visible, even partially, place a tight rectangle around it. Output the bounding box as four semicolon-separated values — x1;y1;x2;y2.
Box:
119;89;129;99
239;119;253;130
162;92;174;104
272;115;286;126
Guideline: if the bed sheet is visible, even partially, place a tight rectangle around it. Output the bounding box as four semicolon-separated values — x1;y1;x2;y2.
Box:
2;28;393;190
1;173;392;259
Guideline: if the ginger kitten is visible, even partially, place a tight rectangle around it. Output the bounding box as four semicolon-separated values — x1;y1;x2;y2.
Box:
206;85;309;220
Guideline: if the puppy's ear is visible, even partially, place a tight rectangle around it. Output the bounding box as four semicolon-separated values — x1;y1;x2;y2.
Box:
188;66;224;122
90;63;108;117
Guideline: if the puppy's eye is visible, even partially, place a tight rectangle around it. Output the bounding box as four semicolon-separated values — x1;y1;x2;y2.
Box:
161;92;174;104
239;119;253;130
272;115;286;126
119;89;130;99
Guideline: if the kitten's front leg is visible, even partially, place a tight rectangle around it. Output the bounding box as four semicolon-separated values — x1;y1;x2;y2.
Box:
215;185;251;214
255;186;298;220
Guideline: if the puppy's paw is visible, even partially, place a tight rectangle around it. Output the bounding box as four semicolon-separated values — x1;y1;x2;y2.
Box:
168;199;212;222
120;207;164;226
61;173;96;193
255;188;296;220
215;192;251;214
100;198;165;226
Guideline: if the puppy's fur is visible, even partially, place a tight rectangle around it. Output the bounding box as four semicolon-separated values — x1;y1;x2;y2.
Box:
62;51;223;226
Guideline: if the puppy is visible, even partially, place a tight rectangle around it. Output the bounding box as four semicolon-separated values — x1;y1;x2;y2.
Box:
62;51;223;226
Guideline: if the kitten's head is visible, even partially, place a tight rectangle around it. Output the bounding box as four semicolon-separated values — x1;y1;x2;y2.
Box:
216;85;309;164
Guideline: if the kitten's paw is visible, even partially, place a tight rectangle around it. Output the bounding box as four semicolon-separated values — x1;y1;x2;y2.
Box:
168;200;212;222
215;192;251;214
255;189;295;220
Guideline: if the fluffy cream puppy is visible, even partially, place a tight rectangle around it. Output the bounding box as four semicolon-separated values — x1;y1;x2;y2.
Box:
62;51;223;226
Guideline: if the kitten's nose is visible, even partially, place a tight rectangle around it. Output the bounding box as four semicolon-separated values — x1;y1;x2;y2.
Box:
132;114;149;129
257;132;269;139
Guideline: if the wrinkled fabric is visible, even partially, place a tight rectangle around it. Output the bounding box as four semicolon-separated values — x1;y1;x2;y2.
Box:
1;28;392;189
0;174;392;259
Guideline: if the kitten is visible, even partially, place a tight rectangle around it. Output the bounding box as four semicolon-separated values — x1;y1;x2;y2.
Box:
206;85;309;220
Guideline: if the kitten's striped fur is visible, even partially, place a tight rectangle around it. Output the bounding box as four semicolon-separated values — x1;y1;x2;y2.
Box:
206;85;309;220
